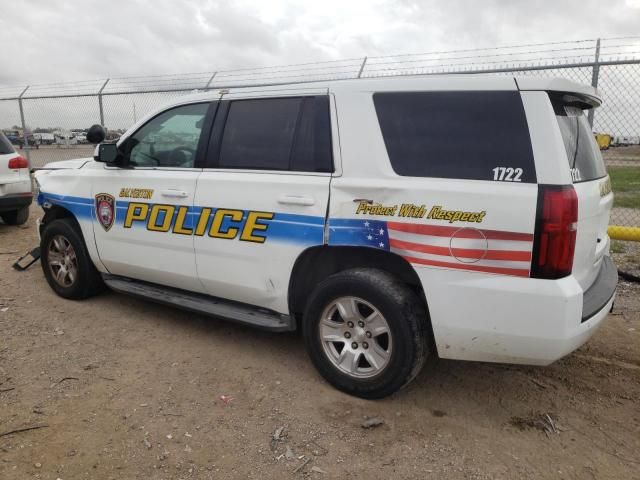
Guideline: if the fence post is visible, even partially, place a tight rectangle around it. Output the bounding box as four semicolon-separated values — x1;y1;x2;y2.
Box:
357;57;368;78
205;72;217;89
588;38;601;127
98;78;110;127
18;85;30;165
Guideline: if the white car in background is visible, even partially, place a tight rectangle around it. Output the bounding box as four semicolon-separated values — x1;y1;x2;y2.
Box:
35;133;56;145
54;131;78;146
0;131;32;225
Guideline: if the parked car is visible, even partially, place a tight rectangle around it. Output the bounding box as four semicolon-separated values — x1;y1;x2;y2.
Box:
0;131;32;225
33;75;617;398
35;133;56;145
54;131;78;146
71;130;88;144
612;135;640;147
4;130;40;149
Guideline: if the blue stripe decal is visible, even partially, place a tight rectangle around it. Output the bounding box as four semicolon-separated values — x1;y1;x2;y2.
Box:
270;212;324;245
328;218;390;249
38;192;94;220
41;192;324;246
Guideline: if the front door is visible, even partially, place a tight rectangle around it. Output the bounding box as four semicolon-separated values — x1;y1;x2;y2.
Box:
92;101;212;292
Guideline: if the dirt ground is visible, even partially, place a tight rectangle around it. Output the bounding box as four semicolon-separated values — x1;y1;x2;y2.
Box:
1;211;639;480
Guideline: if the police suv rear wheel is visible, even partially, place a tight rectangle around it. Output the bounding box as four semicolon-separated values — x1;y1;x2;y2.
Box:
40;218;104;299
303;268;428;399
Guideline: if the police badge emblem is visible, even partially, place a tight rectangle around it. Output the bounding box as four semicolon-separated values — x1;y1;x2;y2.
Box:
95;193;115;231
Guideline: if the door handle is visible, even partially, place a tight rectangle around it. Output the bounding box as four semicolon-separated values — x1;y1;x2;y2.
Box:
160;189;189;198
277;195;315;206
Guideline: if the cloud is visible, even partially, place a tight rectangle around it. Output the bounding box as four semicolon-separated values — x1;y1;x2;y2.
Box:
2;0;638;86
1;0;639;131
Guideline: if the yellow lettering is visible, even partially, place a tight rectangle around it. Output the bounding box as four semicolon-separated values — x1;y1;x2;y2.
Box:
147;205;175;232
450;211;462;223
195;207;212;236
240;211;274;243
209;209;243;239
173;206;193;235
124;202;149;228
356;201;370;215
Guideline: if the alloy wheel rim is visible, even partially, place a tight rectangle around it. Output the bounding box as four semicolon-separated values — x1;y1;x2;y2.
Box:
319;296;393;379
47;235;78;288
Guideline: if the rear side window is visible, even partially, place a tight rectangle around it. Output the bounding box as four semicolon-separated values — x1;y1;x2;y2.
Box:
373;91;536;183
215;96;333;172
550;95;607;183
0;132;14;154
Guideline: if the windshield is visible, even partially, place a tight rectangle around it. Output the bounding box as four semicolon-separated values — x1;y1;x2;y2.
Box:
550;94;607;183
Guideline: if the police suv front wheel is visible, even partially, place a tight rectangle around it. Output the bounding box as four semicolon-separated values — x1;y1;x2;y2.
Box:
40;218;104;299
303;268;429;399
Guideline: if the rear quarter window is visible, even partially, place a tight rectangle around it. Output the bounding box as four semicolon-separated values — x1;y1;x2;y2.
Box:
0;132;15;154
373;91;536;183
550;94;607;183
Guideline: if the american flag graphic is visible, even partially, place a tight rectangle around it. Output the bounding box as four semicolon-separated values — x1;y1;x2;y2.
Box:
360;219;390;249
330;219;533;277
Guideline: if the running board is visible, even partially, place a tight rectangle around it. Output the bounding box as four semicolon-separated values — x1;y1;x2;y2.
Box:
102;274;294;332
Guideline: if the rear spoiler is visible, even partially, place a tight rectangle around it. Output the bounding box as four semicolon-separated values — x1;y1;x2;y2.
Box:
515;77;601;109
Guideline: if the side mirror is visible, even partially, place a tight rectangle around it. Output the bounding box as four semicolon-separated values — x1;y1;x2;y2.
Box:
87;124;106;144
95;143;120;164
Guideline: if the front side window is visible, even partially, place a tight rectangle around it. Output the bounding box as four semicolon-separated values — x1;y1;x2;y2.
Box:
215;96;333;172
374;91;536;182
122;103;209;168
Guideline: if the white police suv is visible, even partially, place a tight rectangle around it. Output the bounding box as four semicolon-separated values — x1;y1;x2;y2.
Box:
33;75;617;398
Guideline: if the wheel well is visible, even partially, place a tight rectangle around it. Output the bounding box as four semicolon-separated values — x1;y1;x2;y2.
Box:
288;246;429;324
40;205;78;234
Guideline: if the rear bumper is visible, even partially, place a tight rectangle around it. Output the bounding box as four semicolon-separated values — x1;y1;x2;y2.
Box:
417;257;617;365
0;193;33;212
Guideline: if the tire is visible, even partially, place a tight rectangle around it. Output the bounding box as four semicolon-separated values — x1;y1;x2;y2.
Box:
303;268;429;399
40;218;105;299
1;206;29;225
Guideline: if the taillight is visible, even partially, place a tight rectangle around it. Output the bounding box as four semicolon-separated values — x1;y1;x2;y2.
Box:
8;155;29;169
531;185;578;279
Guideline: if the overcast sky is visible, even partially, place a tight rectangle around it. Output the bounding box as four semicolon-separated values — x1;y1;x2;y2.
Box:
2;0;640;86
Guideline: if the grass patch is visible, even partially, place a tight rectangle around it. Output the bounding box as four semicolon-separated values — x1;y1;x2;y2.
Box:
610;240;626;254
608;166;640;209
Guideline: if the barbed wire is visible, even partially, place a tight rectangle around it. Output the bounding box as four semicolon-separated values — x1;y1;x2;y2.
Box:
1;37;640;100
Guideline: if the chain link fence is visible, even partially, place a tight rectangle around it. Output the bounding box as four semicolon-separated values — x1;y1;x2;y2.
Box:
1;37;639;240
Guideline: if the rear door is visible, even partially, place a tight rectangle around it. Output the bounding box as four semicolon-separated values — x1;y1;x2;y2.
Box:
550;94;613;290
91;101;213;292
193;92;333;313
329;87;539;279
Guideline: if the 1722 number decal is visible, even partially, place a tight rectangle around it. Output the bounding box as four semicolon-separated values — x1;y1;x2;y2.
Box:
492;167;523;182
